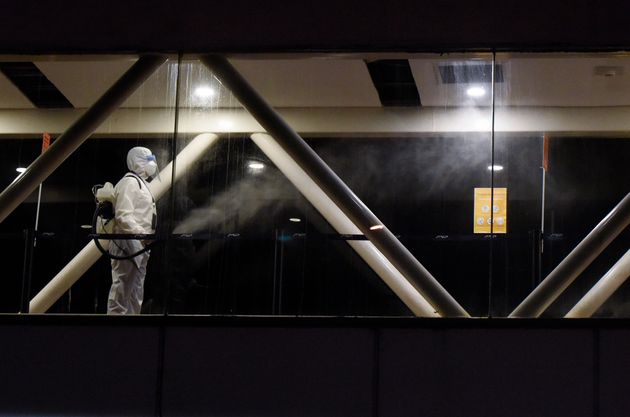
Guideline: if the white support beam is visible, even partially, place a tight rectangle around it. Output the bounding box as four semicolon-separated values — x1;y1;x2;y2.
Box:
252;133;438;317
2;106;630;137
565;249;630;318
510;192;630;318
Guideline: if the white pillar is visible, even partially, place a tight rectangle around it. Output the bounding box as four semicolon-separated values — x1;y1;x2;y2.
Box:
565;249;630;318
29;133;220;313
251;133;439;317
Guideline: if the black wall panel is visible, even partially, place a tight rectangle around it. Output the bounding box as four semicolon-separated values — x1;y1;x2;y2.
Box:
600;329;630;417
379;328;594;417
161;327;375;417
1;318;630;416
0;324;159;416
2;1;630;53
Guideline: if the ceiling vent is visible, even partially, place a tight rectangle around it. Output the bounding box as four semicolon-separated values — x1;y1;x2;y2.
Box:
438;63;503;84
366;60;421;107
0;62;73;108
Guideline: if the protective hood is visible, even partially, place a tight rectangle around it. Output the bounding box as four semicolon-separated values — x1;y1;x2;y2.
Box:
126;147;157;180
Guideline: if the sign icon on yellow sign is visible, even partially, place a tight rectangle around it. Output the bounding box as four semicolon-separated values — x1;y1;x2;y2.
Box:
473;187;507;233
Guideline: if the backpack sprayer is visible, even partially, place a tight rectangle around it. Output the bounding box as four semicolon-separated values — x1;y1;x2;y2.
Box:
92;182;154;260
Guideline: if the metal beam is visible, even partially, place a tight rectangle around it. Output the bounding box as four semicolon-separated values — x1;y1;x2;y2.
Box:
252;133;438;317
5;107;630;137
202;55;468;317
510;191;630;317
565;249;630;318
0;54;167;224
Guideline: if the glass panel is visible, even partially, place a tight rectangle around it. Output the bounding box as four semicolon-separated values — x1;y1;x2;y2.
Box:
168;54;494;317
2;52;627;318
495;53;630;317
0;55;178;314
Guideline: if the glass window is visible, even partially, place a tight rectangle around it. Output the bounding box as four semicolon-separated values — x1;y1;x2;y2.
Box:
1;51;626;318
495;53;630;317
166;54;493;317
0;55;178;314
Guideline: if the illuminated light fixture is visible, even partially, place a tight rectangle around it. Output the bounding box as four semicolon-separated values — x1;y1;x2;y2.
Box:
466;86;486;97
487;165;504;171
248;162;265;170
194;85;215;98
218;118;234;129
370;224;385;231
80;225;92;229
289;218;301;223
16;167;26;173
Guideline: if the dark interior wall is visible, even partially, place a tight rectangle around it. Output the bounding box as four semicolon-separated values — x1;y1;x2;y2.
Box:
2;1;630;53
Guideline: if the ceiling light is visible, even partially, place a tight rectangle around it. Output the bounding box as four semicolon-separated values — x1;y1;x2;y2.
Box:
194;85;215;98
487;165;504;171
248;162;265;170
289;218;301;223
80;225;92;229
16;167;26;173
466;86;486;97
370;224;385;231
218;118;234;129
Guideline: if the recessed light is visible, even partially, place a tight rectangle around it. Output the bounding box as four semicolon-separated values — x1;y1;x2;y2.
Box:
289;218;301;223
370;224;385;231
487;165;504;171
16;167;26;173
466;86;486;97
248;162;265;170
218;118;234;129
194;85;215;98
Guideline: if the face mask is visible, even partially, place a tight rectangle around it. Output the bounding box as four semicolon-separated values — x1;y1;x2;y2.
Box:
145;160;158;177
141;154;158;178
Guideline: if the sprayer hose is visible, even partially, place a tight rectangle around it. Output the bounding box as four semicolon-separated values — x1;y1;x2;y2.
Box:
91;204;155;260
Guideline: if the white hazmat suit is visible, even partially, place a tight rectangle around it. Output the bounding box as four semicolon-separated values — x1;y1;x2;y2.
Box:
108;147;158;315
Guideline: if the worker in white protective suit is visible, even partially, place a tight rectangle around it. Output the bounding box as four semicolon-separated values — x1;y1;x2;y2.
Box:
108;147;158;315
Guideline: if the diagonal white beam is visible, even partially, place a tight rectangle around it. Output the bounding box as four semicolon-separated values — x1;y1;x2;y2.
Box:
565;249;630;318
252;133;438;317
203;55;468;316
510;192;630;317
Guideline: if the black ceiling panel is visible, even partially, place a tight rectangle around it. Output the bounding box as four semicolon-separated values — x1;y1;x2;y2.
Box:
0;62;73;108
366;60;421;107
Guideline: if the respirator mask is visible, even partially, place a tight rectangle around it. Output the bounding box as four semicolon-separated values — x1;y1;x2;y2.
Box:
144;154;159;180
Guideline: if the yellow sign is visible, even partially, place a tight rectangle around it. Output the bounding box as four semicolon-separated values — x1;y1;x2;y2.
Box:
473;188;507;234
